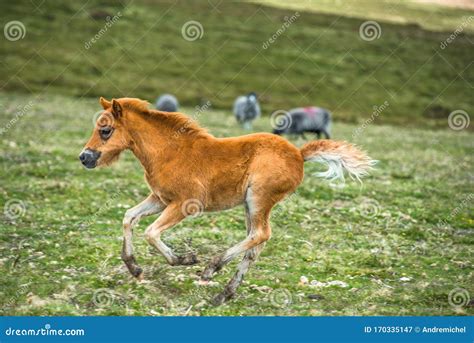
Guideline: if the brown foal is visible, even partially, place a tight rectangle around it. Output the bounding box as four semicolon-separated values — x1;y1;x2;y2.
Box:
80;97;376;305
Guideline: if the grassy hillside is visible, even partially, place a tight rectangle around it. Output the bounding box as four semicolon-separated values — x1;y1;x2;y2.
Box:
0;93;472;315
253;0;474;33
1;0;473;129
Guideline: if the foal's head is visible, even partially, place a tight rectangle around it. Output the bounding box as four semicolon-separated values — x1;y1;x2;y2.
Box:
79;97;132;169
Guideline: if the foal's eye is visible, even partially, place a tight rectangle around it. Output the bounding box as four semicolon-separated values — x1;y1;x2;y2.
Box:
99;126;114;140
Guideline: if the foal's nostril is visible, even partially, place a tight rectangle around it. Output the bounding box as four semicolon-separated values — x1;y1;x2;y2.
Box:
80;149;101;169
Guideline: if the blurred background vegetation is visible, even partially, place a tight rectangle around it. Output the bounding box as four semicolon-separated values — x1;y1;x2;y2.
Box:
1;0;473;129
0;0;473;316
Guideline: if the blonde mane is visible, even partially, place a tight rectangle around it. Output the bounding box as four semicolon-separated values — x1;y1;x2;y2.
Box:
117;97;209;137
117;98;151;114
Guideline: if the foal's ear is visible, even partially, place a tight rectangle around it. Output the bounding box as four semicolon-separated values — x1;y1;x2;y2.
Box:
99;97;111;110
111;99;123;118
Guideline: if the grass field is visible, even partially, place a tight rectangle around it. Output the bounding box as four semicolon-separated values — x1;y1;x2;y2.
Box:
0;93;472;316
1;0;473;129
253;0;474;33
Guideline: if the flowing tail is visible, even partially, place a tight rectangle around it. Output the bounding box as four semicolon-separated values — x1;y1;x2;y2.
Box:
300;140;377;182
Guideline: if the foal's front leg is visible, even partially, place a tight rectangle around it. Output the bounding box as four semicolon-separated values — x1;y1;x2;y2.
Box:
122;194;164;278
145;203;199;266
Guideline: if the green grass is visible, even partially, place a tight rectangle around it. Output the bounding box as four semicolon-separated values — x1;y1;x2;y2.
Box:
0;93;472;316
1;0;473;129
253;0;474;33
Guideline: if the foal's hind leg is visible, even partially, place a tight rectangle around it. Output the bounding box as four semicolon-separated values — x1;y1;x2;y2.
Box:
200;205;271;283
145;204;199;266
122;194;164;278
212;241;266;305
210;198;271;305
202;179;295;304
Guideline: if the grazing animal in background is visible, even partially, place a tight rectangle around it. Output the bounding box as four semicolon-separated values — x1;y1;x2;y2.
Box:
155;94;179;112
79;97;375;305
233;92;261;130
273;106;331;139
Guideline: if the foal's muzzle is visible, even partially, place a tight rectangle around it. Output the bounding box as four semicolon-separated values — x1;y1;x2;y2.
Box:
79;148;101;169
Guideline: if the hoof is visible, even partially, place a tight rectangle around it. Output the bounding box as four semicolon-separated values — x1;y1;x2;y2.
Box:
133;267;144;279
200;265;216;281
200;272;212;282
177;252;199;265
129;266;143;279
211;291;234;306
211;293;227;306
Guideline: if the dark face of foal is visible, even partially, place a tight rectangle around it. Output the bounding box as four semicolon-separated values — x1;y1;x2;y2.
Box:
79;98;129;169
